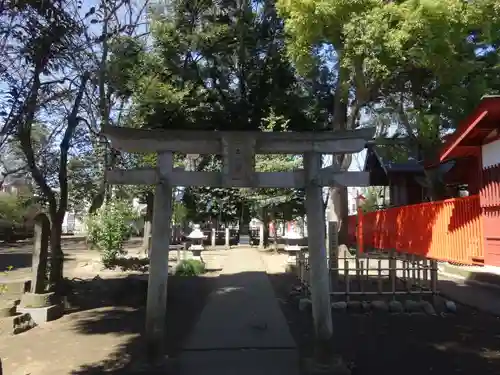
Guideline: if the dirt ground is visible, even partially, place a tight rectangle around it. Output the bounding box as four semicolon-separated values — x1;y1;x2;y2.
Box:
0;271;218;375
3;245;500;375
263;251;500;375
0;238;146;281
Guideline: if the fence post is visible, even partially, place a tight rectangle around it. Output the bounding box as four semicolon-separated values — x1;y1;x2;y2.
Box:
225;228;230;249
259;222;265;249
430;259;438;304
389;249;396;300
356;207;364;255
328;221;339;291
211;228;216;248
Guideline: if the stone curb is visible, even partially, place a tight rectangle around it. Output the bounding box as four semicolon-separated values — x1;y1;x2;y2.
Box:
0;280;30;294
438;263;500;290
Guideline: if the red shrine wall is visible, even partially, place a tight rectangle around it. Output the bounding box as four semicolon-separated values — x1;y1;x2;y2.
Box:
480;138;500;266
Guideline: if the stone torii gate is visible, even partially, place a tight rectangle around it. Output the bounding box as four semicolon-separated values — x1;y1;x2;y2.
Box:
101;125;375;360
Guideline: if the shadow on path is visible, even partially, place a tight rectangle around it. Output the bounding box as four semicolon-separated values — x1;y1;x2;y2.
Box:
3;251;500;375
268;272;500;375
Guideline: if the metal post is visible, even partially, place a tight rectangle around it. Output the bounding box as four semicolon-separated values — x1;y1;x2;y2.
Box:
328;221;339;291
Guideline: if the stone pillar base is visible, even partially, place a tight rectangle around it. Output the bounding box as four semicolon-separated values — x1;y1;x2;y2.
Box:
17;303;64;325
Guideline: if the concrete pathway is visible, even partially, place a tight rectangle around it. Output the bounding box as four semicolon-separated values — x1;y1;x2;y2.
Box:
438;274;500;316
179;247;299;375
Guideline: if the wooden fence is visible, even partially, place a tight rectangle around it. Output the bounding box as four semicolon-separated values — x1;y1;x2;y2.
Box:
348;195;484;265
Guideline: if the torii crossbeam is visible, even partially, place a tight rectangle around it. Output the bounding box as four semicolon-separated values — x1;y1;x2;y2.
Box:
101;125;376;361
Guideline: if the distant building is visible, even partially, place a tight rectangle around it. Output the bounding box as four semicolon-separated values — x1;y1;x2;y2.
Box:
0;175;32;196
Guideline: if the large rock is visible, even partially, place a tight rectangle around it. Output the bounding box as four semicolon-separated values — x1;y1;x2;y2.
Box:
388;300;404;313
346;301;363;313
444;300;457;313
371;300;389;312
331;301;347;311
404;300;421;313
420;301;437;316
0;312;36;336
298;298;312;312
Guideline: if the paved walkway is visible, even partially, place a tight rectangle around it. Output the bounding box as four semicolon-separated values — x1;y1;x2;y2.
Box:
179;247;299;375
438;274;500;316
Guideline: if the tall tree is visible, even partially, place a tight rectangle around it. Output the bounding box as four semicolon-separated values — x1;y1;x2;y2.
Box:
277;0;500;240
0;0;151;291
0;0;90;290
107;0;333;225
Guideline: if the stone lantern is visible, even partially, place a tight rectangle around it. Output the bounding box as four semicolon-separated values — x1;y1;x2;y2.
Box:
283;231;304;265
187;224;206;262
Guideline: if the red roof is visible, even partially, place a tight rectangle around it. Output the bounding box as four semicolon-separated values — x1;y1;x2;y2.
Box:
439;96;500;163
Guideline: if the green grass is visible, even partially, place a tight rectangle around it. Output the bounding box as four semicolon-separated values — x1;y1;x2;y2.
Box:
175;259;206;276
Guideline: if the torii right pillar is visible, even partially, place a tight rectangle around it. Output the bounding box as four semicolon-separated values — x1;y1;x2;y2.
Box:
304;152;336;370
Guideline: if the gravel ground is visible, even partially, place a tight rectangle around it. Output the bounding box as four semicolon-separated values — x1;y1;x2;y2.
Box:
267;268;500;375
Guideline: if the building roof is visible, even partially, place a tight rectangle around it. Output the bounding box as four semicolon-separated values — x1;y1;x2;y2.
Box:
364;144;424;173
439;95;500;163
363;144;424;186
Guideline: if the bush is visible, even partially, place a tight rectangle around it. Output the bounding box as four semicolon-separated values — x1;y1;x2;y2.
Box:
175;259;205;276
85;200;138;268
0;194;27;224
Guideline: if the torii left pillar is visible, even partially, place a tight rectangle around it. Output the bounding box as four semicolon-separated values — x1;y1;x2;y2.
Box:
304;152;333;367
145;152;173;361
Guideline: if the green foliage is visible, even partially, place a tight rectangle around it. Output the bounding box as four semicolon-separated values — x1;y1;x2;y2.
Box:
359;187;385;213
85;200;138;268
0;194;33;224
107;36;146;98
67;154;102;214
175;259;206;276
172;201;188;225
110;0;331;132
278;0;500;146
103;0;340;223
250;109;305;217
182;155;248;223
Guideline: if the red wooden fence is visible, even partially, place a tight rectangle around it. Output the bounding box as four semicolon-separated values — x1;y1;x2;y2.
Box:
348;195;484;265
481;163;500;266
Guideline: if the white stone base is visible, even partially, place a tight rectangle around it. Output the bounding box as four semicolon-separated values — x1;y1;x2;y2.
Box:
284;246;301;265
286;254;298;265
190;244;204;251
17;303;64;324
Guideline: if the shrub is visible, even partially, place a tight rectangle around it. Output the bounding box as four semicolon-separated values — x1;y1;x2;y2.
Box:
85;200;138;268
175;259;205;276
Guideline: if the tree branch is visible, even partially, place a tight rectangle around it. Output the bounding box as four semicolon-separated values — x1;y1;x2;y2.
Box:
57;72;90;220
17;65;57;216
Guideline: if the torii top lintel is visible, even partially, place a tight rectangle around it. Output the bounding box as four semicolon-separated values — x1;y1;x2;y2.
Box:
100;126;376;155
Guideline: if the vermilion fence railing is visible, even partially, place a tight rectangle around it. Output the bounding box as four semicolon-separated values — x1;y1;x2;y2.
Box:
347;195;484;265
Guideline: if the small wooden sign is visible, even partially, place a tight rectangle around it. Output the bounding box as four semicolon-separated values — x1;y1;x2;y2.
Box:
222;135;256;187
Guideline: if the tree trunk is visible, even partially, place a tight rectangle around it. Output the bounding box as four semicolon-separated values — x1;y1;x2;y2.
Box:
271;211;278;252
327;185;349;246
143;221;151;253
142;193;154;253
262;208;269;248
49;215;64;294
